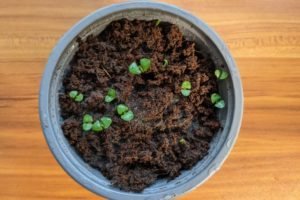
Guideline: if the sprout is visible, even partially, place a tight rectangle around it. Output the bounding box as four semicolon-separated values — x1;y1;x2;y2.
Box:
155;19;161;26
128;58;151;75
117;104;129;115
215;69;229;80
69;90;78;99
214;100;225;109
92;120;103;132
107;88;116;97
214;69;221;78
82;123;92;131
181;81;192;97
179;138;186;145
69;90;84;102
129;62;142;75
117;104;134;122
140;58;151;72
121;110;134;122
74;93;84;102
82;114;93;131
210;93;225;109
181;81;192;90
105;96;114;103
181;89;191;97
83;114;93;123
210;93;221;104
163;59;168;67
100;117;112;129
83;115;112;132
220;71;229;80
105;88;117;103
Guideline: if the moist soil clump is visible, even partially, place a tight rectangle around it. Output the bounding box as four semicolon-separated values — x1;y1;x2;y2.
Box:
59;19;221;192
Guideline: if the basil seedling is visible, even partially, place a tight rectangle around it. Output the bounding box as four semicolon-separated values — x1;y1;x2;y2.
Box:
179;138;186;145
92;120;103;132
117;104;129;115
69;90;78;99
181;81;192;97
128;58;151;75
83;114;93;123
105;88;117;103
117;104;134;122
69;90;84;102
155;19;161;26
129;62;142;75
100;117;112;129
210;93;225;109
163;59;168;67
215;69;229;80
121;110;134;122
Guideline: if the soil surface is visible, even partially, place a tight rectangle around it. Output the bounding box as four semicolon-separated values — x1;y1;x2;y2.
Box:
59;19;221;192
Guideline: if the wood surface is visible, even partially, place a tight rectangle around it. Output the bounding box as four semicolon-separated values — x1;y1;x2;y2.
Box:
0;0;299;199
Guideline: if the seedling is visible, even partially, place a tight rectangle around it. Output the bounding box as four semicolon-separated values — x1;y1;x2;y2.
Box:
105;88;117;103
83;114;93;123
215;69;229;80
82;123;93;131
179;138;186;145
82;114;112;132
117;104;134;122
92;120;103;132
69;90;84;102
128;58;151;75
181;81;192;97
117;104;129;115
121;110;134;122
100;117;112;129
155;19;161;26
210;93;225;109
163;59;168;67
129;62;141;75
140;58;151;72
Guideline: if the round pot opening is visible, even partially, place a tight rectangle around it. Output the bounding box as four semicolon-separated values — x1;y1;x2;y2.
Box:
39;1;243;200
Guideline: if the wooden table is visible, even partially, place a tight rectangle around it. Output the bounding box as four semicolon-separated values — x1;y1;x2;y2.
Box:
1;0;299;199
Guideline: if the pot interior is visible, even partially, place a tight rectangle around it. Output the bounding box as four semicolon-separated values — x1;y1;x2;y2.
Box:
48;7;234;197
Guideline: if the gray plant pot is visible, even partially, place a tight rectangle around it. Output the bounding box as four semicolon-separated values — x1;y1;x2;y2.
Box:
39;1;243;200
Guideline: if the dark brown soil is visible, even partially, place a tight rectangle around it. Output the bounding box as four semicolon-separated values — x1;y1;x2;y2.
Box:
59;19;221;192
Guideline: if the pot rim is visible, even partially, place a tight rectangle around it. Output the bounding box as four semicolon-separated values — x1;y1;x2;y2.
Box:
39;1;243;199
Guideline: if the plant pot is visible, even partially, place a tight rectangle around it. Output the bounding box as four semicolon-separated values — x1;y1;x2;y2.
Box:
39;1;243;199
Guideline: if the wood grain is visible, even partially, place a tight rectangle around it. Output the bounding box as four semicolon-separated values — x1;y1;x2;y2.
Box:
0;0;300;199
